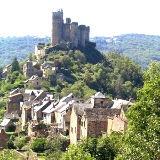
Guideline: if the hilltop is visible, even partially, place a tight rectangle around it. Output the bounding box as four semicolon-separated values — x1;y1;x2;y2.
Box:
0;34;160;69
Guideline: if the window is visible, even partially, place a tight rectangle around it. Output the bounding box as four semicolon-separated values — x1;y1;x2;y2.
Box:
75;127;76;133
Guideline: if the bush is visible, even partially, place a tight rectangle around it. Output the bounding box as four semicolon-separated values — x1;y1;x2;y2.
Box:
31;137;46;152
14;136;26;150
6;140;16;149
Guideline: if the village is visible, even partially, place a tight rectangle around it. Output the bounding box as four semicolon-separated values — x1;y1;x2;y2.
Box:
0;43;134;149
0;9;136;159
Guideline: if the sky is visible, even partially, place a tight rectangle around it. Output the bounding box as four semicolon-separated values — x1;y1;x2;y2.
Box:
0;0;160;37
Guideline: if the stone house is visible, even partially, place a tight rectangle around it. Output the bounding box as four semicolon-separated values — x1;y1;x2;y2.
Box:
0;129;8;149
53;93;79;130
40;62;57;78
21;89;47;129
6;89;23;116
42;101;57;125
69;92;120;144
3;113;19;122
111;98;134;109
23;61;43;78
1;64;11;79
80;108;121;140
23;89;47;102
70;103;92;144
90;92;114;108
24;75;46;89
108;107;128;134
32;100;51;122
35;43;46;60
0;118;14;131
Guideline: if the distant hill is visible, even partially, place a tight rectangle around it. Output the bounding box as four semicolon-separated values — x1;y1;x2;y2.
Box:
0;34;160;69
91;34;160;70
0;36;50;67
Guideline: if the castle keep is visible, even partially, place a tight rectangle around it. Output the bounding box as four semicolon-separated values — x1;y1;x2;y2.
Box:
51;9;90;47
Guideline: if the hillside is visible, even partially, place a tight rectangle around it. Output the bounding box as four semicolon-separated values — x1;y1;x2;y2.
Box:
91;34;160;70
0;36;50;67
0;34;160;69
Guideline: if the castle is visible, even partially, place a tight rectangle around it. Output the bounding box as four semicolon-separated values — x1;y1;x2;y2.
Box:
51;9;90;47
35;9;91;60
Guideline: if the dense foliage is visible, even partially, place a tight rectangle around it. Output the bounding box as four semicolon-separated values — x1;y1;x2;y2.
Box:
0;149;16;160
62;132;123;160
92;34;160;70
117;61;160;160
42;49;142;100
30;135;69;159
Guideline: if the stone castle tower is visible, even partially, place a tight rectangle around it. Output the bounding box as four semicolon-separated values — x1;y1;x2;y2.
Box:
51;9;90;47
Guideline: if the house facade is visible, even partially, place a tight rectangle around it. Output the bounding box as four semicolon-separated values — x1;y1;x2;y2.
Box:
24;75;46;89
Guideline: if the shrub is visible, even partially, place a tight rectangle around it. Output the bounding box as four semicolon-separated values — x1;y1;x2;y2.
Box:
31;137;46;152
6;140;16;149
14;136;26;150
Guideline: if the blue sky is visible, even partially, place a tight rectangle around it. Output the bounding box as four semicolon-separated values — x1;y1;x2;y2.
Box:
0;0;160;37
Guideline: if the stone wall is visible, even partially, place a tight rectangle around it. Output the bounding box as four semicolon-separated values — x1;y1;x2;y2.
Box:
6;93;23;115
0;129;8;149
87;121;107;137
109;115;127;134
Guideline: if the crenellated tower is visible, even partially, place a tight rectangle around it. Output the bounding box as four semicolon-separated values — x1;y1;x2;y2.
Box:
51;9;63;46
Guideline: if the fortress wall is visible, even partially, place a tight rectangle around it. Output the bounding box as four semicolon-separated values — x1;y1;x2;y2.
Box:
78;25;87;47
51;9;90;48
86;26;90;41
63;23;71;41
70;22;79;47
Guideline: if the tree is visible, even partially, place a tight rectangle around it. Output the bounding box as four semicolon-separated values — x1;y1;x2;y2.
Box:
11;57;20;73
62;132;123;160
0;149;16;160
45;135;69;160
117;61;160;160
62;144;95;160
60;55;73;69
41;81;50;91
30;137;46;152
14;136;26;150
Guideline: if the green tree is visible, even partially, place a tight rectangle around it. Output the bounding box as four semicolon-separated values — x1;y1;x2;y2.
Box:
45;135;69;160
14;136;26;150
41;81;50;91
117;61;160;160
62;144;95;160
0;149;16;160
11;57;20;73
31;137;46;152
60;55;73;69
